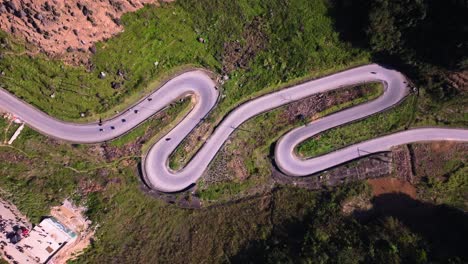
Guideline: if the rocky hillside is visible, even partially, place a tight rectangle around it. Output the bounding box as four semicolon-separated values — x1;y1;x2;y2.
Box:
0;0;171;64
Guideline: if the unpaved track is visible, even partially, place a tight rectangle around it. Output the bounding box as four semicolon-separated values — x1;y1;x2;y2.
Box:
1;64;467;192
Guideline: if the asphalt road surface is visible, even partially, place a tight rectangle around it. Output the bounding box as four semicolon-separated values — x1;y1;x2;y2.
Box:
1;64;467;192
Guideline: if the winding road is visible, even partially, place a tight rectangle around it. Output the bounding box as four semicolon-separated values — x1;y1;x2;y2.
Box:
1;64;467;192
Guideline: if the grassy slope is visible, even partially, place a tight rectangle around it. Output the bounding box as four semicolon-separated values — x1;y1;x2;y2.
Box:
297;89;467;159
0;0;465;263
1;118;322;262
0;5;216;121
196;83;383;201
297;95;417;157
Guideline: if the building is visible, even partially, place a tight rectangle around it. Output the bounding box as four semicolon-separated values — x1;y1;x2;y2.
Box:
20;217;77;263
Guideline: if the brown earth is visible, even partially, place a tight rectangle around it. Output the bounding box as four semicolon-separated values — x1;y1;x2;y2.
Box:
0;0;172;64
367;177;417;199
227;153;248;181
447;70;468;92
49;200;94;264
429;141;457;153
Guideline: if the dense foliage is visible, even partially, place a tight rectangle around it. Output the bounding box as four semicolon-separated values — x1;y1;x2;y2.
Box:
332;0;467;100
0;0;466;263
232;184;468;263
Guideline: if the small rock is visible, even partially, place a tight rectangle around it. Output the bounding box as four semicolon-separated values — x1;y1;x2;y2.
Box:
15;10;26;18
112;17;121;26
0;5;7;14
98;72;106;79
80;112;86;118
89;45;96;54
116;69;125;77
111;82;121;89
34;13;44;21
223;75;229;81
154;61;159;67
5;1;17;12
43;2;51;12
82;5;92;16
72;29;78;36
50;93;56;98
198;37;205;43
66;46;74;52
1;71;5;76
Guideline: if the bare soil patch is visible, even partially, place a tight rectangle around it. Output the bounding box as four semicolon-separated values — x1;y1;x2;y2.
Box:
0;0;172;64
367;177;417;199
430;141;457;153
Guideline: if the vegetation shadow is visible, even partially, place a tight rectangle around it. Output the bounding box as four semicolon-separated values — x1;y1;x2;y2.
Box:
231;192;468;263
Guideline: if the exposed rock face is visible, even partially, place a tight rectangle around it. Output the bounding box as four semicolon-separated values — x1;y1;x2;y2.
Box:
0;0;172;64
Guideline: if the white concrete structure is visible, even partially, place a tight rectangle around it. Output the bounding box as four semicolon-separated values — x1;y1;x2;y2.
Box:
21;218;76;264
7;123;24;145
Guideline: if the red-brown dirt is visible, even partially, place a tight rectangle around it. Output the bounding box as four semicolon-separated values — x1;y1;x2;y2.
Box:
367;177;417;199
0;0;172;64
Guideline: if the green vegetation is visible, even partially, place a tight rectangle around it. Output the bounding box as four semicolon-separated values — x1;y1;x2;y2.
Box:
109;99;190;148
332;0;467;99
0;0;368;123
0;121;106;222
412;142;468;211
297;95;417;158
0;0;466;263
233;182;468;263
170;81;382;171
193;180;253;202
0;97;188;222
195;83;382;201
420;167;467;210
0;6;216;121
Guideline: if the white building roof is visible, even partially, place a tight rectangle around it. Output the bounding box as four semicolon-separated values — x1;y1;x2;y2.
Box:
20;217;76;263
